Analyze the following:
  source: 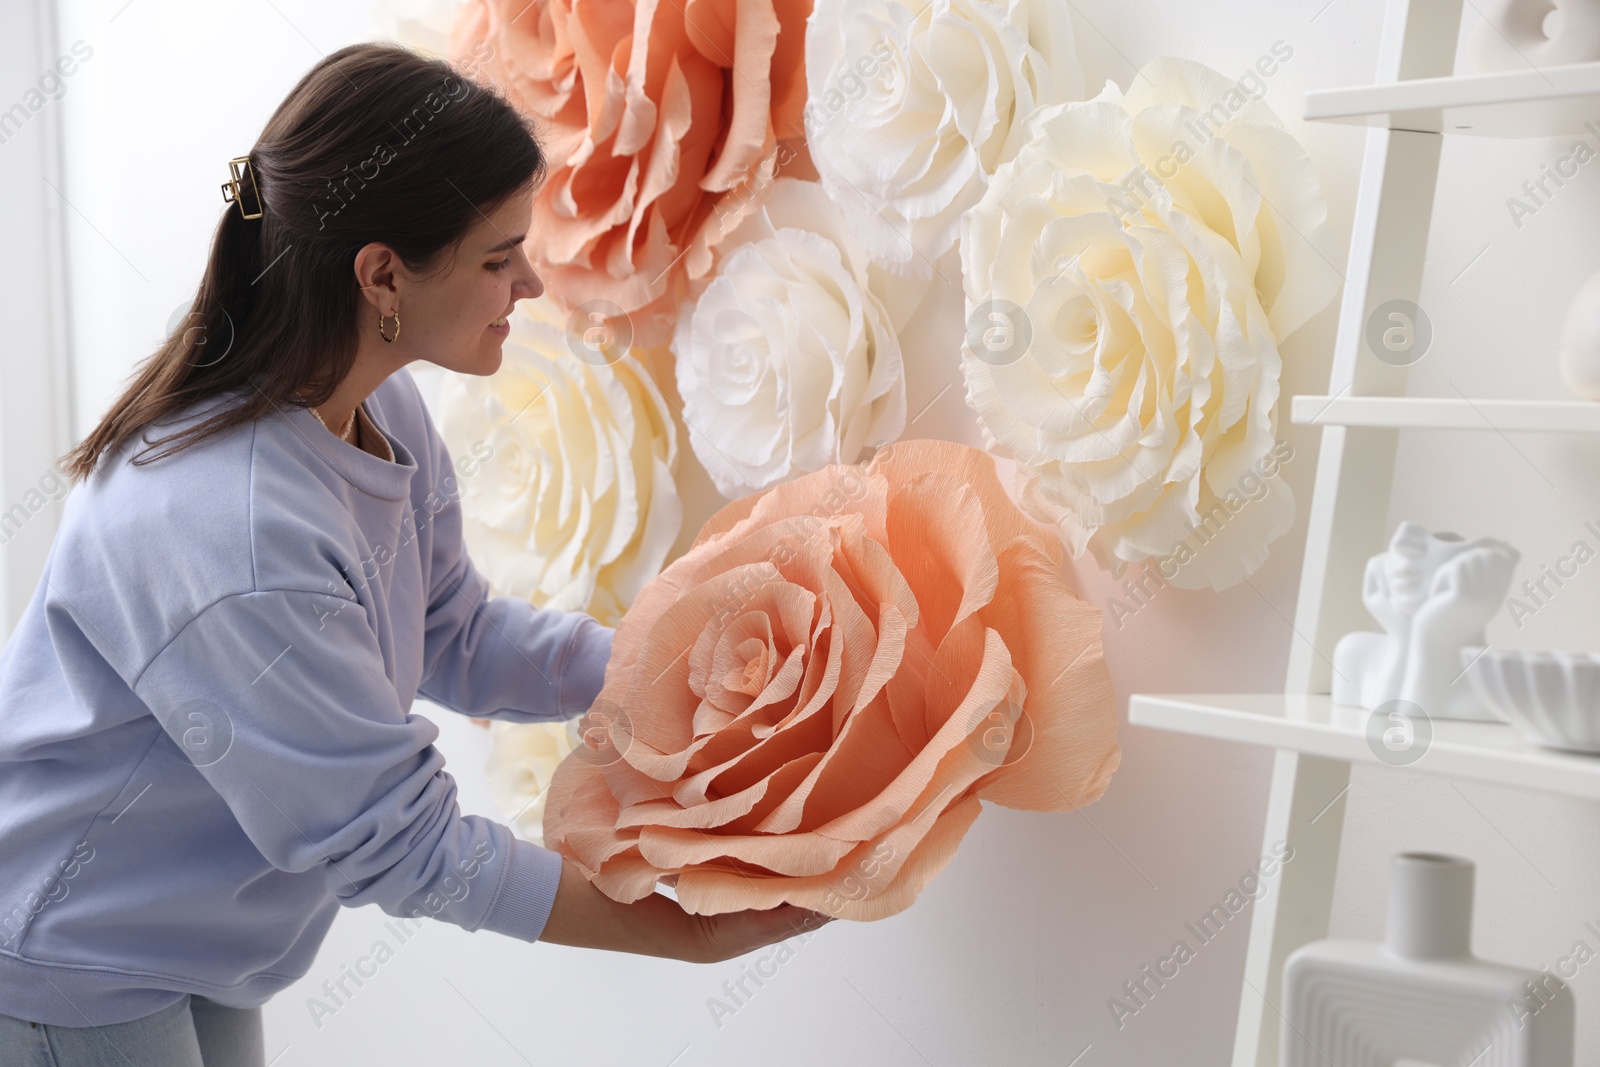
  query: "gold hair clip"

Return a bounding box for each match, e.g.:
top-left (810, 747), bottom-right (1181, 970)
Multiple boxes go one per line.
top-left (220, 155), bottom-right (263, 219)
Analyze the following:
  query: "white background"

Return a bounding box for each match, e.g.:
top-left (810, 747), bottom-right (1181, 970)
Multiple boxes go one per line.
top-left (6, 0), bottom-right (1600, 1063)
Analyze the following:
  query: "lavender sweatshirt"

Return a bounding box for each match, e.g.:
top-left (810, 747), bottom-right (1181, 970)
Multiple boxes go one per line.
top-left (0, 367), bottom-right (613, 1027)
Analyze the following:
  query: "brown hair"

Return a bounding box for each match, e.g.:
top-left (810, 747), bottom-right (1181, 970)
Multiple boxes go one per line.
top-left (61, 40), bottom-right (545, 484)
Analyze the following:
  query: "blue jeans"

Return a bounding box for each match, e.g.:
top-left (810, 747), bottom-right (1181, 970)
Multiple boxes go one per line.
top-left (0, 993), bottom-right (264, 1066)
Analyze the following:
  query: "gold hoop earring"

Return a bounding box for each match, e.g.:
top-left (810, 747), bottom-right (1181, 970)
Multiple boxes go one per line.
top-left (378, 308), bottom-right (400, 344)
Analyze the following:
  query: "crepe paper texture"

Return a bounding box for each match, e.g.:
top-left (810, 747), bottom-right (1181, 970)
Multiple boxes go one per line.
top-left (805, 0), bottom-right (1083, 274)
top-left (436, 299), bottom-right (683, 628)
top-left (959, 57), bottom-right (1338, 591)
top-left (450, 0), bottom-right (814, 348)
top-left (542, 437), bottom-right (1120, 920)
top-left (673, 177), bottom-right (929, 499)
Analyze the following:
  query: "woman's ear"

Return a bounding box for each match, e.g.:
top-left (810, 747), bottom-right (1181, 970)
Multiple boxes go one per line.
top-left (353, 242), bottom-right (399, 312)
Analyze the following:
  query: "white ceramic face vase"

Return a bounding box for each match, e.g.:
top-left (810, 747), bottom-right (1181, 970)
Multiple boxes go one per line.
top-left (1331, 522), bottom-right (1520, 720)
top-left (1466, 0), bottom-right (1600, 72)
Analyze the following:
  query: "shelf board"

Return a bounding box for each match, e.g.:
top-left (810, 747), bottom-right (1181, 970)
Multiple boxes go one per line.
top-left (1303, 61), bottom-right (1600, 137)
top-left (1129, 692), bottom-right (1600, 799)
top-left (1290, 394), bottom-right (1600, 432)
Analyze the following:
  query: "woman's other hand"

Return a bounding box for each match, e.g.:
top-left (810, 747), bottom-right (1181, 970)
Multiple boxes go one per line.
top-left (678, 902), bottom-right (836, 964)
top-left (537, 856), bottom-right (836, 962)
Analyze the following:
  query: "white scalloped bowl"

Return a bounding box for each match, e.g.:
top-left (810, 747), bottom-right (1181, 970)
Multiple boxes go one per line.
top-left (1460, 646), bottom-right (1600, 753)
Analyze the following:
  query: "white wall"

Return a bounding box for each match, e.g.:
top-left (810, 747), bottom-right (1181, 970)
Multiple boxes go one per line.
top-left (30, 0), bottom-right (1600, 1063)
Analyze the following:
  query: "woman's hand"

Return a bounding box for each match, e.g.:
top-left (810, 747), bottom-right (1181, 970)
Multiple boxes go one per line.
top-left (677, 902), bottom-right (836, 964)
top-left (537, 856), bottom-right (836, 962)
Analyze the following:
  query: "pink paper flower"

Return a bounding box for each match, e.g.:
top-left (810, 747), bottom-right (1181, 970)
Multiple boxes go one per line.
top-left (542, 438), bottom-right (1120, 920)
top-left (451, 0), bottom-right (813, 347)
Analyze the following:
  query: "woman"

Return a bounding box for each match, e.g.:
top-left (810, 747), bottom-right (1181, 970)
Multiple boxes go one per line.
top-left (0, 41), bottom-right (829, 1067)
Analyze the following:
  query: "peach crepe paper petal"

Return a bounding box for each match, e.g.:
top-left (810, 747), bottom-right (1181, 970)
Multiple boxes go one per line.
top-left (542, 438), bottom-right (1120, 920)
top-left (451, 0), bottom-right (813, 348)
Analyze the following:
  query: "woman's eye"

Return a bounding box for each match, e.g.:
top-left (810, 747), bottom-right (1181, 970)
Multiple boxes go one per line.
top-left (487, 257), bottom-right (511, 272)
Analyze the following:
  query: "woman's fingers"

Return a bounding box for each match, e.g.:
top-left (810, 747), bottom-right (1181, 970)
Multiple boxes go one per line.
top-left (687, 903), bottom-right (836, 963)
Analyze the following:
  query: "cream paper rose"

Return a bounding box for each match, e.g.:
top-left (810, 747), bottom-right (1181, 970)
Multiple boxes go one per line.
top-left (958, 57), bottom-right (1338, 591)
top-left (673, 177), bottom-right (927, 499)
top-left (438, 298), bottom-right (682, 843)
top-left (436, 299), bottom-right (683, 625)
top-left (369, 0), bottom-right (463, 56)
top-left (804, 0), bottom-right (1081, 275)
top-left (483, 718), bottom-right (581, 847)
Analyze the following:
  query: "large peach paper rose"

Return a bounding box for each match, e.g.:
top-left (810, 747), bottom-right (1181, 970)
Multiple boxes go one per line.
top-left (451, 0), bottom-right (813, 348)
top-left (542, 438), bottom-right (1119, 920)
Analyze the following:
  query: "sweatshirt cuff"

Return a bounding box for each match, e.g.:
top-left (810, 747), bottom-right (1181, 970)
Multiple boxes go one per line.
top-left (558, 617), bottom-right (614, 720)
top-left (476, 837), bottom-right (565, 943)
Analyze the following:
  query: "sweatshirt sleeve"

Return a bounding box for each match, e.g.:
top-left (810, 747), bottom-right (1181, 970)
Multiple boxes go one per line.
top-left (131, 586), bottom-right (567, 943)
top-left (415, 539), bottom-right (614, 724)
top-left (412, 401), bottom-right (613, 724)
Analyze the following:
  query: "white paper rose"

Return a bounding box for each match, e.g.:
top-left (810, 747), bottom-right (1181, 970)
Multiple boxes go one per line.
top-left (958, 58), bottom-right (1338, 591)
top-left (437, 299), bottom-right (682, 626)
top-left (673, 177), bottom-right (926, 499)
top-left (804, 0), bottom-right (1082, 275)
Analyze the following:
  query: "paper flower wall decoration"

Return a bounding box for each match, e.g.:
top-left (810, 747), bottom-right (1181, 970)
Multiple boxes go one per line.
top-left (541, 438), bottom-right (1119, 920)
top-left (958, 57), bottom-right (1338, 591)
top-left (436, 299), bottom-right (683, 627)
top-left (804, 0), bottom-right (1082, 274)
top-left (673, 177), bottom-right (927, 499)
top-left (450, 0), bottom-right (814, 348)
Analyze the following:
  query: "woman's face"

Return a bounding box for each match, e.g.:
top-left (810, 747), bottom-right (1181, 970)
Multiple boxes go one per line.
top-left (395, 181), bottom-right (543, 376)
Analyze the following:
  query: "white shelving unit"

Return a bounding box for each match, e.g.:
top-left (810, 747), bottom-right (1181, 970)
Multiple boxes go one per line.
top-left (1133, 694), bottom-right (1600, 802)
top-left (1124, 2), bottom-right (1600, 1064)
top-left (1304, 58), bottom-right (1600, 136)
top-left (1291, 394), bottom-right (1600, 433)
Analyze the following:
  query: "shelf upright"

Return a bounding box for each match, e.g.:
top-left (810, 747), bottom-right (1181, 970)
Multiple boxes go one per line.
top-left (1132, 2), bottom-right (1460, 1063)
top-left (1229, 4), bottom-right (1460, 1062)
